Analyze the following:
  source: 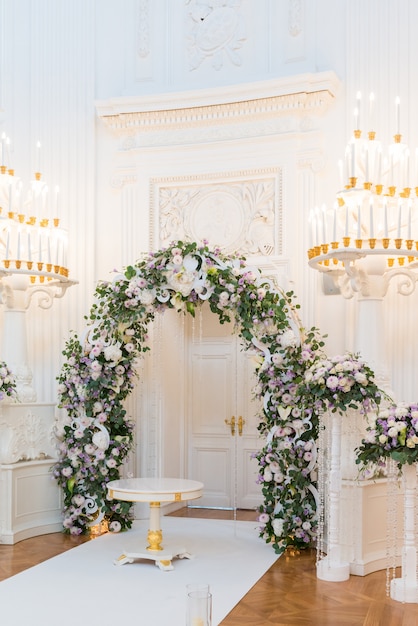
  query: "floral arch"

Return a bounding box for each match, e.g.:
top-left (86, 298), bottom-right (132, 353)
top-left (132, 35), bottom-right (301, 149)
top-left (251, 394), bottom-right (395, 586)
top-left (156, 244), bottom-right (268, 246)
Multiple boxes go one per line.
top-left (53, 240), bottom-right (327, 552)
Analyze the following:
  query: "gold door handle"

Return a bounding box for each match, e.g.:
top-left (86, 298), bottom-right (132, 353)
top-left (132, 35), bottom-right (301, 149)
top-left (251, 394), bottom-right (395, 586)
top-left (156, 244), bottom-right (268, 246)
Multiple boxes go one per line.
top-left (238, 416), bottom-right (245, 436)
top-left (225, 416), bottom-right (236, 436)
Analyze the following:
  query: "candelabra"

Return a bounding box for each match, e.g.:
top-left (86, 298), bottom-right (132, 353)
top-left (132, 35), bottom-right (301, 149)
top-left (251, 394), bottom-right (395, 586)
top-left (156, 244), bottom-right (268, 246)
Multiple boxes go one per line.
top-left (308, 94), bottom-right (418, 383)
top-left (0, 135), bottom-right (75, 452)
top-left (309, 94), bottom-right (418, 594)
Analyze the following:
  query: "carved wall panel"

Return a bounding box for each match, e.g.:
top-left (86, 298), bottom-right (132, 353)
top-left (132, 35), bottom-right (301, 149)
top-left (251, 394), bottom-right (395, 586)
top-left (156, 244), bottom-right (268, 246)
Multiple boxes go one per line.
top-left (150, 168), bottom-right (282, 256)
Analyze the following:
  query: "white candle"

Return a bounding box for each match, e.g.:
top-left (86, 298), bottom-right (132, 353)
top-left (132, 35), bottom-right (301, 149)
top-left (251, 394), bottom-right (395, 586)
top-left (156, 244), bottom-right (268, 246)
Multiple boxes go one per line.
top-left (27, 229), bottom-right (32, 262)
top-left (338, 160), bottom-right (343, 188)
top-left (356, 91), bottom-right (361, 128)
top-left (369, 92), bottom-right (375, 130)
top-left (345, 205), bottom-right (349, 237)
top-left (54, 185), bottom-right (59, 216)
top-left (397, 202), bottom-right (402, 238)
top-left (408, 200), bottom-right (412, 239)
top-left (55, 236), bottom-right (61, 265)
top-left (17, 227), bottom-right (21, 260)
top-left (315, 207), bottom-right (319, 245)
top-left (38, 228), bottom-right (42, 262)
top-left (321, 204), bottom-right (327, 243)
top-left (369, 201), bottom-right (374, 238)
top-left (47, 232), bottom-right (51, 263)
top-left (8, 183), bottom-right (12, 212)
top-left (384, 198), bottom-right (388, 238)
top-left (377, 147), bottom-right (382, 182)
top-left (364, 145), bottom-right (369, 182)
top-left (354, 107), bottom-right (359, 131)
top-left (333, 203), bottom-right (337, 241)
top-left (404, 149), bottom-right (410, 189)
top-left (36, 141), bottom-right (41, 172)
top-left (5, 227), bottom-right (10, 259)
top-left (351, 141), bottom-right (356, 178)
top-left (395, 96), bottom-right (401, 135)
top-left (357, 204), bottom-right (361, 239)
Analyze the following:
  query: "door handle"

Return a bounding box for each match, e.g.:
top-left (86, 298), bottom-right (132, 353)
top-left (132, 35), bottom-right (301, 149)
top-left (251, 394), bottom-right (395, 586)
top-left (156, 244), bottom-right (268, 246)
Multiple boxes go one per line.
top-left (238, 416), bottom-right (245, 436)
top-left (225, 416), bottom-right (236, 436)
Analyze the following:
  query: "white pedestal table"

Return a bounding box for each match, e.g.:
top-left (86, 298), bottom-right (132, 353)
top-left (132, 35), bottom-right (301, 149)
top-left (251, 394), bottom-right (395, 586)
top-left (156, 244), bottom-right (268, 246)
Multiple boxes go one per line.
top-left (107, 477), bottom-right (204, 571)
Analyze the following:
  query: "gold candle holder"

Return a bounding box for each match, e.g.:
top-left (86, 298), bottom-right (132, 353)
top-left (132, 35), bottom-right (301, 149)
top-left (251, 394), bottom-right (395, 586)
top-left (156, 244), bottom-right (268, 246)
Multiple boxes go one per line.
top-left (332, 258), bottom-right (338, 265)
top-left (388, 258), bottom-right (395, 267)
top-left (398, 257), bottom-right (405, 266)
top-left (17, 214), bottom-right (25, 223)
top-left (394, 133), bottom-right (401, 143)
top-left (8, 211), bottom-right (14, 219)
top-left (314, 246), bottom-right (321, 256)
top-left (382, 238), bottom-right (390, 249)
top-left (54, 264), bottom-right (60, 274)
top-left (37, 262), bottom-right (43, 271)
top-left (406, 239), bottom-right (413, 250)
top-left (15, 260), bottom-right (21, 269)
top-left (7, 168), bottom-right (14, 176)
top-left (349, 177), bottom-right (357, 188)
top-left (3, 260), bottom-right (10, 268)
top-left (369, 238), bottom-right (376, 249)
top-left (401, 187), bottom-right (411, 198)
top-left (321, 244), bottom-right (329, 254)
top-left (53, 218), bottom-right (60, 227)
top-left (408, 256), bottom-right (415, 263)
top-left (26, 261), bottom-right (33, 270)
top-left (394, 238), bottom-right (402, 249)
top-left (388, 186), bottom-right (396, 197)
top-left (39, 275), bottom-right (45, 283)
top-left (30, 276), bottom-right (36, 284)
top-left (354, 129), bottom-right (361, 139)
top-left (324, 259), bottom-right (329, 266)
top-left (343, 237), bottom-right (350, 247)
top-left (368, 131), bottom-right (376, 140)
top-left (355, 239), bottom-right (362, 249)
top-left (35, 172), bottom-right (41, 181)
top-left (0, 165), bottom-right (6, 174)
top-left (28, 216), bottom-right (36, 225)
top-left (331, 241), bottom-right (339, 249)
top-left (363, 182), bottom-right (372, 190)
top-left (46, 263), bottom-right (52, 272)
top-left (375, 184), bottom-right (383, 195)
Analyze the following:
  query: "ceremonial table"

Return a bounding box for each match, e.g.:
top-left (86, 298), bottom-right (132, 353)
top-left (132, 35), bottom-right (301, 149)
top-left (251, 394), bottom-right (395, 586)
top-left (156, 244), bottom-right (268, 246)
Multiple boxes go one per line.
top-left (107, 477), bottom-right (204, 571)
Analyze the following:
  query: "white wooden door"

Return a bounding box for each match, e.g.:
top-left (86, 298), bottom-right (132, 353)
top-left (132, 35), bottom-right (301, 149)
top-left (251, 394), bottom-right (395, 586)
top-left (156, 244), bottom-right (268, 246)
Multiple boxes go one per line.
top-left (186, 306), bottom-right (262, 509)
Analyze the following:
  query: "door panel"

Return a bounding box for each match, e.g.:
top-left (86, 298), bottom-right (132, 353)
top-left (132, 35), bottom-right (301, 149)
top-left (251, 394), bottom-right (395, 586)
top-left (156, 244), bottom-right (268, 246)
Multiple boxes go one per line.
top-left (187, 307), bottom-right (262, 509)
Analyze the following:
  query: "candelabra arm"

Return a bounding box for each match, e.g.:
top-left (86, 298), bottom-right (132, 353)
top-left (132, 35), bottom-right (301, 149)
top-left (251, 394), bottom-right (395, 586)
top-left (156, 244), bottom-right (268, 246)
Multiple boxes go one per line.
top-left (26, 280), bottom-right (76, 310)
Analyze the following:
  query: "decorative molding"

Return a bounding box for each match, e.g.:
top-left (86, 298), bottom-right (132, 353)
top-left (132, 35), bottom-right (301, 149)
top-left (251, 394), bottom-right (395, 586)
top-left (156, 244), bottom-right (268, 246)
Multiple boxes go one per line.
top-left (149, 168), bottom-right (282, 256)
top-left (136, 0), bottom-right (150, 59)
top-left (96, 72), bottom-right (341, 146)
top-left (110, 167), bottom-right (138, 189)
top-left (185, 0), bottom-right (246, 71)
top-left (0, 403), bottom-right (56, 464)
top-left (289, 0), bottom-right (303, 37)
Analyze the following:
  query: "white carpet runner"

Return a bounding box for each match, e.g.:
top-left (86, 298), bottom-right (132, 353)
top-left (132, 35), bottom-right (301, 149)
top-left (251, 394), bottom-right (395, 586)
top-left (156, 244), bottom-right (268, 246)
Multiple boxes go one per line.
top-left (0, 517), bottom-right (279, 626)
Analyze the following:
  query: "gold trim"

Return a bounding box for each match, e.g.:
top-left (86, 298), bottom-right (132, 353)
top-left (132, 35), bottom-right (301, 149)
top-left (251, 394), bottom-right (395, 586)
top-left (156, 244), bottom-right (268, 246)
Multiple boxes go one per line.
top-left (175, 493), bottom-right (181, 501)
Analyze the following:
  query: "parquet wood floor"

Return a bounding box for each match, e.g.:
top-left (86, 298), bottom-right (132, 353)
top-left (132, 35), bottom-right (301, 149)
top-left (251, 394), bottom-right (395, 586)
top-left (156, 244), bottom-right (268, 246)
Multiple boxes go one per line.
top-left (1, 508), bottom-right (418, 625)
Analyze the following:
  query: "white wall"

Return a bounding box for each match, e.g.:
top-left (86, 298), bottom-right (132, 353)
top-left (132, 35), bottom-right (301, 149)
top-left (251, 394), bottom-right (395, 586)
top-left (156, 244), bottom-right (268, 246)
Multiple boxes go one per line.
top-left (1, 0), bottom-right (418, 415)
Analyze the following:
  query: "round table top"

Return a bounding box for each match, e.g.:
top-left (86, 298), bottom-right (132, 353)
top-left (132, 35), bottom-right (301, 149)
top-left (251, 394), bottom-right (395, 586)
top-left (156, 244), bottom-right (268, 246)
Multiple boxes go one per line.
top-left (107, 477), bottom-right (204, 503)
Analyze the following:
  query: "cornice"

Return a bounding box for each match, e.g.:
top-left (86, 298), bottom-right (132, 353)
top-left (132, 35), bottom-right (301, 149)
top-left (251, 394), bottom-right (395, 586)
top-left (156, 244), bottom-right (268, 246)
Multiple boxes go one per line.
top-left (95, 71), bottom-right (341, 142)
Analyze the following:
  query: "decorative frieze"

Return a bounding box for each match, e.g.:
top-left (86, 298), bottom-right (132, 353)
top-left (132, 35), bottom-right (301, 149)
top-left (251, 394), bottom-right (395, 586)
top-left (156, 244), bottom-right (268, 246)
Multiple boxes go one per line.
top-left (149, 168), bottom-right (282, 255)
